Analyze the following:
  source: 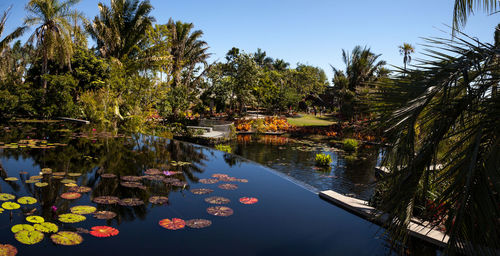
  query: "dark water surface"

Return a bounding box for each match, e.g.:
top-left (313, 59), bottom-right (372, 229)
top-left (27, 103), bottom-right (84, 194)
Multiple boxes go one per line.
top-left (0, 123), bottom-right (394, 255)
top-left (230, 135), bottom-right (380, 200)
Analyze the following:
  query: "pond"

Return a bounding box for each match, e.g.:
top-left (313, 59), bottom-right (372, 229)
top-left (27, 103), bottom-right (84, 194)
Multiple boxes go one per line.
top-left (0, 123), bottom-right (420, 255)
top-left (229, 135), bottom-right (380, 200)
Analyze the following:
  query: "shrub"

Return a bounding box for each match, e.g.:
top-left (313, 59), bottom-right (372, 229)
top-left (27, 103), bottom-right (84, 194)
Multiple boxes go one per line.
top-left (343, 138), bottom-right (359, 152)
top-left (215, 144), bottom-right (232, 153)
top-left (315, 153), bottom-right (332, 166)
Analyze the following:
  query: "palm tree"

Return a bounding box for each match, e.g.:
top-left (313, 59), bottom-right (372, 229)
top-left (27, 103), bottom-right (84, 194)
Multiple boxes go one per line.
top-left (166, 18), bottom-right (210, 88)
top-left (453, 0), bottom-right (498, 32)
top-left (86, 0), bottom-right (155, 60)
top-left (0, 7), bottom-right (27, 55)
top-left (398, 43), bottom-right (414, 70)
top-left (24, 0), bottom-right (79, 95)
top-left (372, 29), bottom-right (500, 255)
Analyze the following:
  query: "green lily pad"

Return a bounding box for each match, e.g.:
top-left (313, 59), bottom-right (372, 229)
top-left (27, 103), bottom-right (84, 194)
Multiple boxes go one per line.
top-left (34, 222), bottom-right (58, 233)
top-left (70, 206), bottom-right (96, 215)
top-left (50, 231), bottom-right (83, 246)
top-left (58, 213), bottom-right (86, 223)
top-left (17, 197), bottom-right (37, 205)
top-left (14, 230), bottom-right (44, 245)
top-left (0, 193), bottom-right (15, 201)
top-left (2, 202), bottom-right (20, 210)
top-left (34, 182), bottom-right (48, 187)
top-left (26, 216), bottom-right (44, 224)
top-left (11, 224), bottom-right (34, 233)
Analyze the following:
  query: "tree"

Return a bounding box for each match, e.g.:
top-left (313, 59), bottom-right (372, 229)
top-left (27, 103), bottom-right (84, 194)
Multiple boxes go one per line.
top-left (372, 30), bottom-right (500, 255)
top-left (452, 0), bottom-right (498, 32)
top-left (24, 0), bottom-right (79, 99)
top-left (398, 43), bottom-right (414, 70)
top-left (86, 0), bottom-right (155, 60)
top-left (0, 7), bottom-right (27, 54)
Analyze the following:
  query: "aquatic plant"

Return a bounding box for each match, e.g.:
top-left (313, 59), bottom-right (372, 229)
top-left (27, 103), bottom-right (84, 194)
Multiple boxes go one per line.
top-left (314, 153), bottom-right (332, 166)
top-left (214, 144), bottom-right (232, 153)
top-left (342, 138), bottom-right (359, 152)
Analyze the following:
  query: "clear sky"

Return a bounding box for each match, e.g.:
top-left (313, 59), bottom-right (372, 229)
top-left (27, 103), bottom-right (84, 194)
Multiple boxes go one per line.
top-left (1, 0), bottom-right (498, 81)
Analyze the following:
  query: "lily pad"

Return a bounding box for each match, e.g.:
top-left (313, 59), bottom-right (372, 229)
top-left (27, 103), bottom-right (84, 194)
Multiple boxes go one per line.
top-left (199, 178), bottom-right (218, 184)
top-left (52, 176), bottom-right (64, 179)
top-left (92, 196), bottom-right (119, 205)
top-left (0, 244), bottom-right (17, 256)
top-left (30, 176), bottom-right (43, 180)
top-left (34, 222), bottom-right (58, 233)
top-left (145, 168), bottom-right (161, 175)
top-left (60, 192), bottom-right (81, 200)
top-left (5, 177), bottom-right (18, 181)
top-left (204, 196), bottom-right (230, 205)
top-left (143, 175), bottom-right (164, 181)
top-left (89, 226), bottom-right (119, 238)
top-left (93, 211), bottom-right (117, 220)
top-left (17, 197), bottom-right (37, 205)
top-left (58, 213), bottom-right (86, 223)
top-left (207, 206), bottom-right (234, 217)
top-left (163, 171), bottom-right (181, 176)
top-left (52, 172), bottom-right (65, 176)
top-left (120, 181), bottom-right (144, 188)
top-left (41, 168), bottom-right (52, 174)
top-left (148, 196), bottom-right (169, 205)
top-left (34, 182), bottom-right (48, 187)
top-left (239, 197), bottom-right (258, 204)
top-left (70, 205), bottom-right (96, 215)
top-left (218, 183), bottom-right (238, 190)
top-left (50, 231), bottom-right (83, 246)
top-left (2, 202), bottom-right (20, 210)
top-left (237, 178), bottom-right (249, 183)
top-left (11, 224), bottom-right (34, 233)
top-left (67, 173), bottom-right (81, 177)
top-left (60, 179), bottom-right (76, 184)
top-left (163, 178), bottom-right (180, 184)
top-left (100, 173), bottom-right (116, 178)
top-left (64, 183), bottom-right (78, 187)
top-left (172, 181), bottom-right (188, 187)
top-left (26, 216), bottom-right (44, 223)
top-left (24, 180), bottom-right (38, 184)
top-left (212, 174), bottom-right (229, 178)
top-left (118, 198), bottom-right (144, 206)
top-left (68, 186), bottom-right (91, 193)
top-left (0, 193), bottom-right (15, 201)
top-left (190, 188), bottom-right (213, 195)
top-left (159, 218), bottom-right (185, 230)
top-left (185, 219), bottom-right (212, 229)
top-left (14, 230), bottom-right (44, 245)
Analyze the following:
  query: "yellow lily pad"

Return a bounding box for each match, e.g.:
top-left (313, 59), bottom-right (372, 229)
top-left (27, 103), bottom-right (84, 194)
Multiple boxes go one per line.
top-left (41, 168), bottom-right (52, 174)
top-left (17, 197), bottom-right (37, 205)
top-left (2, 202), bottom-right (20, 210)
top-left (26, 216), bottom-right (44, 224)
top-left (64, 183), bottom-right (78, 187)
top-left (14, 230), bottom-right (44, 245)
top-left (60, 179), bottom-right (76, 184)
top-left (58, 213), bottom-right (86, 223)
top-left (50, 231), bottom-right (83, 246)
top-left (70, 206), bottom-right (96, 215)
top-left (29, 176), bottom-right (43, 180)
top-left (25, 180), bottom-right (38, 184)
top-left (34, 182), bottom-right (48, 187)
top-left (5, 177), bottom-right (18, 181)
top-left (0, 193), bottom-right (15, 201)
top-left (34, 222), bottom-right (58, 233)
top-left (11, 224), bottom-right (34, 233)
top-left (67, 173), bottom-right (81, 177)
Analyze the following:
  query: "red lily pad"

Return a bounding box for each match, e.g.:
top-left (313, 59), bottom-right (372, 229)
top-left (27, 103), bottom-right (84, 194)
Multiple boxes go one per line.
top-left (120, 181), bottom-right (144, 188)
top-left (204, 196), bottom-right (230, 204)
top-left (172, 181), bottom-right (188, 187)
top-left (185, 219), bottom-right (212, 229)
top-left (68, 186), bottom-right (92, 193)
top-left (89, 226), bottom-right (119, 238)
top-left (92, 196), bottom-right (119, 205)
top-left (199, 178), bottom-right (218, 184)
top-left (144, 169), bottom-right (161, 175)
top-left (60, 192), bottom-right (81, 200)
top-left (0, 244), bottom-right (17, 256)
top-left (118, 198), bottom-right (144, 206)
top-left (50, 231), bottom-right (83, 246)
top-left (163, 171), bottom-right (181, 176)
top-left (93, 211), bottom-right (117, 220)
top-left (159, 218), bottom-right (185, 230)
top-left (239, 197), bottom-right (258, 204)
top-left (163, 178), bottom-right (180, 184)
top-left (120, 176), bottom-right (142, 182)
top-left (52, 172), bottom-right (66, 176)
top-left (237, 179), bottom-right (249, 183)
top-left (218, 176), bottom-right (238, 182)
top-left (207, 206), bottom-right (234, 217)
top-left (190, 188), bottom-right (213, 195)
top-left (148, 196), bottom-right (169, 205)
top-left (101, 173), bottom-right (116, 178)
top-left (212, 174), bottom-right (228, 178)
top-left (142, 175), bottom-right (164, 181)
top-left (218, 183), bottom-right (238, 190)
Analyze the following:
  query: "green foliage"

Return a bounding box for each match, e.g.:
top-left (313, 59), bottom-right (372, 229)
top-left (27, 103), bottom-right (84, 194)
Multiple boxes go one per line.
top-left (342, 138), bottom-right (359, 152)
top-left (215, 144), bottom-right (232, 153)
top-left (314, 153), bottom-right (332, 166)
top-left (41, 73), bottom-right (79, 117)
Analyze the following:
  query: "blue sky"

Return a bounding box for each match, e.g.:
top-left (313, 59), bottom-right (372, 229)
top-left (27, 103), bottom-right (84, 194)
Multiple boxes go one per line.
top-left (1, 0), bottom-right (498, 81)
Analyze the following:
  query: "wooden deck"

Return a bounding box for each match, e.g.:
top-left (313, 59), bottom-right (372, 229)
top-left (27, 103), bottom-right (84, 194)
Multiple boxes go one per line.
top-left (319, 190), bottom-right (449, 248)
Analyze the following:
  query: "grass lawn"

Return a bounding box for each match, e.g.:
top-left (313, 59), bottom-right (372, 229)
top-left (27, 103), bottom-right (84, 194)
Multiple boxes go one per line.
top-left (287, 114), bottom-right (337, 127)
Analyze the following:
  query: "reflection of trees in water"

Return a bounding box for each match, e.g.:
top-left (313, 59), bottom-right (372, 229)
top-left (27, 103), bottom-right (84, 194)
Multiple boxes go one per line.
top-left (0, 124), bottom-right (211, 224)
